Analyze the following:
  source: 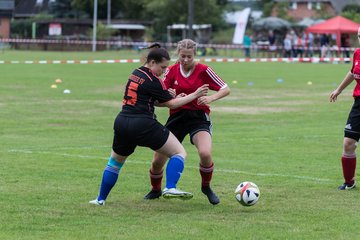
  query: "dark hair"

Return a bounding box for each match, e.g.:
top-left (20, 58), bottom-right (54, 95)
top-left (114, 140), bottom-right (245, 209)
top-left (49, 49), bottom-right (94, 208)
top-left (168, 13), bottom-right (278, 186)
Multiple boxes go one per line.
top-left (147, 42), bottom-right (161, 49)
top-left (146, 48), bottom-right (170, 63)
top-left (142, 43), bottom-right (170, 63)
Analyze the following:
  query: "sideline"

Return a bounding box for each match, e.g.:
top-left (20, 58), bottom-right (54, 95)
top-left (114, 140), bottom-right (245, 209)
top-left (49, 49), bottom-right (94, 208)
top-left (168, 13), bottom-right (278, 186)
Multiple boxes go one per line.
top-left (0, 57), bottom-right (351, 64)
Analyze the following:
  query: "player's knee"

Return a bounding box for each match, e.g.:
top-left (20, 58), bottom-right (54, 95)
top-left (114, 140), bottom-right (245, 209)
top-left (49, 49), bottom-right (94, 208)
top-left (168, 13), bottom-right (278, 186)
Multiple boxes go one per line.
top-left (178, 151), bottom-right (187, 159)
top-left (172, 148), bottom-right (187, 159)
top-left (343, 139), bottom-right (357, 153)
top-left (198, 149), bottom-right (211, 161)
top-left (108, 156), bottom-right (124, 169)
top-left (175, 145), bottom-right (187, 159)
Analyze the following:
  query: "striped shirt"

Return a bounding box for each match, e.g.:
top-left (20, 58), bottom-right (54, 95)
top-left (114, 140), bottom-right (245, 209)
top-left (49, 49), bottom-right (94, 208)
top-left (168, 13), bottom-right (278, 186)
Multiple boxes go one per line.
top-left (164, 62), bottom-right (227, 115)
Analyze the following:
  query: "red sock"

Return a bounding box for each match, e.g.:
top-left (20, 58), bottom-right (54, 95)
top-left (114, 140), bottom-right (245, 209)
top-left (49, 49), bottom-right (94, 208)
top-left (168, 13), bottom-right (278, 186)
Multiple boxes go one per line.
top-left (199, 162), bottom-right (214, 187)
top-left (341, 154), bottom-right (356, 184)
top-left (149, 169), bottom-right (163, 191)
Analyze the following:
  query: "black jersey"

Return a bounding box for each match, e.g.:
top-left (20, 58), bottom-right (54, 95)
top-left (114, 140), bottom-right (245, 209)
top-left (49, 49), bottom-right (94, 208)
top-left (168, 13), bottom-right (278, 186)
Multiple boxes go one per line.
top-left (120, 66), bottom-right (173, 119)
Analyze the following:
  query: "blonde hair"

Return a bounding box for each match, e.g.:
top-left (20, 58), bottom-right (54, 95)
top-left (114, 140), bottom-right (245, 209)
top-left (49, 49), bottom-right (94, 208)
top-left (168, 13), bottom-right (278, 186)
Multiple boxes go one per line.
top-left (176, 39), bottom-right (197, 54)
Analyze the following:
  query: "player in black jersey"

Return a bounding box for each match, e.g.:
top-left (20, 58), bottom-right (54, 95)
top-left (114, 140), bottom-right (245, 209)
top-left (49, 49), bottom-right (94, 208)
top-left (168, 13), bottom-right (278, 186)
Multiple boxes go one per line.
top-left (89, 44), bottom-right (209, 205)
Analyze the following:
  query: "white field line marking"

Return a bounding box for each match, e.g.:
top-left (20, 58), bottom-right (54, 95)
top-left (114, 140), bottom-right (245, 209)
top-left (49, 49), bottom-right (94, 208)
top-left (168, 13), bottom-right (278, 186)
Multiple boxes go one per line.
top-left (6, 148), bottom-right (334, 182)
top-left (6, 146), bottom-right (110, 151)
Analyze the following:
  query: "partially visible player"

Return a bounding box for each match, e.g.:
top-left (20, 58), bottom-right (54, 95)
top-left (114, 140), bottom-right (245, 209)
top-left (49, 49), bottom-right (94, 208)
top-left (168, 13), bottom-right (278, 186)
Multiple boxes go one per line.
top-left (89, 44), bottom-right (209, 205)
top-left (144, 39), bottom-right (230, 204)
top-left (329, 26), bottom-right (360, 190)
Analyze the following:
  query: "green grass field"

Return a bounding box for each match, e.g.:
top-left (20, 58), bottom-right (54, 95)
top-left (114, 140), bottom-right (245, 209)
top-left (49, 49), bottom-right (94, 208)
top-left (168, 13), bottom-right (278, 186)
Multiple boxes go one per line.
top-left (1, 50), bottom-right (360, 239)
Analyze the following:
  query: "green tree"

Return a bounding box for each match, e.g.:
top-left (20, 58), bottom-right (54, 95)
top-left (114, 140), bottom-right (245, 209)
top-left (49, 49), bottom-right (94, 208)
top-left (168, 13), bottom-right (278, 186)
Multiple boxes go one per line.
top-left (315, 3), bottom-right (332, 19)
top-left (256, 0), bottom-right (274, 17)
top-left (49, 0), bottom-right (88, 18)
top-left (341, 4), bottom-right (360, 23)
top-left (142, 0), bottom-right (226, 41)
top-left (87, 22), bottom-right (116, 40)
top-left (10, 19), bottom-right (32, 38)
top-left (70, 0), bottom-right (146, 19)
top-left (48, 0), bottom-right (227, 41)
top-left (276, 2), bottom-right (294, 22)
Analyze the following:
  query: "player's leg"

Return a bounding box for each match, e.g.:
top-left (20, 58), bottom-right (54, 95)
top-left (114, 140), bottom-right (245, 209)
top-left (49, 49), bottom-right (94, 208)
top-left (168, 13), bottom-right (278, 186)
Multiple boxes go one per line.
top-left (145, 112), bottom-right (188, 199)
top-left (144, 152), bottom-right (167, 199)
top-left (339, 137), bottom-right (357, 190)
top-left (90, 115), bottom-right (134, 205)
top-left (157, 132), bottom-right (186, 187)
top-left (89, 150), bottom-right (127, 205)
top-left (188, 111), bottom-right (219, 205)
top-left (155, 132), bottom-right (193, 199)
top-left (339, 99), bottom-right (360, 190)
top-left (192, 131), bottom-right (220, 205)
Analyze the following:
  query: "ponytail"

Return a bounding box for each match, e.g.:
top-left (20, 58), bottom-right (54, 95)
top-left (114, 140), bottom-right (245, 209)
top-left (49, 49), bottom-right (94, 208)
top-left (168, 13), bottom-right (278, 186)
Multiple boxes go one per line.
top-left (139, 42), bottom-right (161, 50)
top-left (140, 42), bottom-right (170, 64)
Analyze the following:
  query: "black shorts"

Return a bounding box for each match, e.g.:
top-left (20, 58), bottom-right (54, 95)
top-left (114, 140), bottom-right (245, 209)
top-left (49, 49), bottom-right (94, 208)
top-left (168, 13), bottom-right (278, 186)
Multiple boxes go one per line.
top-left (112, 114), bottom-right (170, 156)
top-left (344, 97), bottom-right (360, 141)
top-left (165, 110), bottom-right (212, 144)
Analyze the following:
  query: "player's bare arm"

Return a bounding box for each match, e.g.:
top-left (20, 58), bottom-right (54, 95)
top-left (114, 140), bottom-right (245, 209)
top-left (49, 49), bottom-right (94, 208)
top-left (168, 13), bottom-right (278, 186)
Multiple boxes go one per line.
top-left (330, 71), bottom-right (354, 102)
top-left (159, 84), bottom-right (209, 109)
top-left (197, 86), bottom-right (230, 106)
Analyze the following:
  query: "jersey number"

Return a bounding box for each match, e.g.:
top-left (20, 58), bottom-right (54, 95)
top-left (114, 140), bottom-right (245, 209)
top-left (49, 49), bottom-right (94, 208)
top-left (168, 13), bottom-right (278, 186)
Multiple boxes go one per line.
top-left (123, 81), bottom-right (139, 106)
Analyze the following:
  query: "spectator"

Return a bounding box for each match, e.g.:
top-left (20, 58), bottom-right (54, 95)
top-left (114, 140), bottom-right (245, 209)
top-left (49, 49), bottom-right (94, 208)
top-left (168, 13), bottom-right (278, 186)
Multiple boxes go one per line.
top-left (306, 32), bottom-right (314, 57)
top-left (268, 30), bottom-right (276, 57)
top-left (296, 32), bottom-right (306, 58)
top-left (320, 34), bottom-right (330, 58)
top-left (283, 33), bottom-right (292, 58)
top-left (243, 32), bottom-right (252, 58)
top-left (341, 33), bottom-right (351, 59)
top-left (289, 30), bottom-right (297, 57)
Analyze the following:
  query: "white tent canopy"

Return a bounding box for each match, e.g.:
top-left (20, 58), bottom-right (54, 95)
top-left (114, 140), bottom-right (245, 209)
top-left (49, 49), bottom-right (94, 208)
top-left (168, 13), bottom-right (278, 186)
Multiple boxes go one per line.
top-left (107, 24), bottom-right (146, 30)
top-left (293, 18), bottom-right (325, 27)
top-left (166, 24), bottom-right (212, 43)
top-left (166, 24), bottom-right (211, 30)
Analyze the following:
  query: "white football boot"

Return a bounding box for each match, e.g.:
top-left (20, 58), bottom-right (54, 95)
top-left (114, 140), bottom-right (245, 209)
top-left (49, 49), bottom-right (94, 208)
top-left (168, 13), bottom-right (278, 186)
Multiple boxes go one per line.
top-left (89, 199), bottom-right (105, 206)
top-left (162, 188), bottom-right (193, 200)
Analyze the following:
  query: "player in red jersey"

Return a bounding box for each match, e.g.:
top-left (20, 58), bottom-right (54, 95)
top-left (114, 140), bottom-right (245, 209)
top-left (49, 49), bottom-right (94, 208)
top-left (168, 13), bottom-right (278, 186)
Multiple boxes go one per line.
top-left (89, 44), bottom-right (209, 205)
top-left (144, 39), bottom-right (230, 204)
top-left (330, 27), bottom-right (360, 190)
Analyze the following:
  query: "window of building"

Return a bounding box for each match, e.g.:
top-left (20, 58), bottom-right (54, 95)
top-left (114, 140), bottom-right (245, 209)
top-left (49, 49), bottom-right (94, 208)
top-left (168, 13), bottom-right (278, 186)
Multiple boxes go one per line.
top-left (289, 2), bottom-right (297, 10)
top-left (36, 0), bottom-right (43, 6)
top-left (316, 2), bottom-right (321, 10)
top-left (308, 2), bottom-right (320, 10)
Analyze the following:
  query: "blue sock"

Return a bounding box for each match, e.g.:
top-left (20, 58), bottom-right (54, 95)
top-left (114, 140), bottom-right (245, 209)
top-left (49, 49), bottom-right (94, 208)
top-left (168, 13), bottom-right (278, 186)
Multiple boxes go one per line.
top-left (165, 155), bottom-right (185, 189)
top-left (97, 157), bottom-right (124, 201)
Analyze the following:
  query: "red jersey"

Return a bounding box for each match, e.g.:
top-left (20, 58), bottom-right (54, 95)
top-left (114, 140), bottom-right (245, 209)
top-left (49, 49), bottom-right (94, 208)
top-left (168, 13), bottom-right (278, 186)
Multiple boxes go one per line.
top-left (163, 63), bottom-right (227, 115)
top-left (351, 48), bottom-right (360, 97)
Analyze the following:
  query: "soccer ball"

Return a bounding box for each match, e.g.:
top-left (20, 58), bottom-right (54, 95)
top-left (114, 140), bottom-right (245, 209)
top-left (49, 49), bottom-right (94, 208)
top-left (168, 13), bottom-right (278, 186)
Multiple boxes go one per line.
top-left (235, 181), bottom-right (260, 206)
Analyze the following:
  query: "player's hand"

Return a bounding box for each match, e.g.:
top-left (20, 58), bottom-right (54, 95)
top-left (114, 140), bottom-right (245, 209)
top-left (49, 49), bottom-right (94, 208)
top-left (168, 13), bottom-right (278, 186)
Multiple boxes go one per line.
top-left (194, 84), bottom-right (209, 97)
top-left (168, 88), bottom-right (176, 97)
top-left (330, 89), bottom-right (341, 102)
top-left (197, 96), bottom-right (212, 106)
top-left (176, 93), bottom-right (187, 98)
